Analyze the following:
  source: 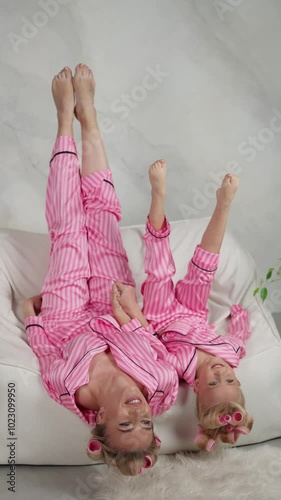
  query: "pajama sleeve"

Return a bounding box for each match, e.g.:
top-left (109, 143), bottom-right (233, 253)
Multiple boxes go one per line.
top-left (121, 318), bottom-right (155, 336)
top-left (226, 305), bottom-right (251, 342)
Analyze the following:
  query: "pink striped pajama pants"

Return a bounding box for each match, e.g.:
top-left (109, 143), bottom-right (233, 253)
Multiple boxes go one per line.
top-left (39, 136), bottom-right (135, 340)
top-left (141, 217), bottom-right (220, 332)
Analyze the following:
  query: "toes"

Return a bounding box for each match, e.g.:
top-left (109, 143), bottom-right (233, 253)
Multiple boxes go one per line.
top-left (54, 67), bottom-right (72, 80)
top-left (74, 63), bottom-right (84, 75)
top-left (74, 63), bottom-right (93, 78)
top-left (64, 66), bottom-right (72, 77)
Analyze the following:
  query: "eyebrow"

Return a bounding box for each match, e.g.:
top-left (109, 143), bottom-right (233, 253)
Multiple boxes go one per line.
top-left (209, 380), bottom-right (235, 387)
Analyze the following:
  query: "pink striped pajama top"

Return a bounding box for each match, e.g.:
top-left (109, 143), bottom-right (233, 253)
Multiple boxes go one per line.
top-left (141, 218), bottom-right (251, 386)
top-left (25, 136), bottom-right (179, 425)
top-left (25, 314), bottom-right (178, 424)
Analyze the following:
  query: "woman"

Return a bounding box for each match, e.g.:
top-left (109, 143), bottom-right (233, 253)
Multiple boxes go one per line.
top-left (22, 64), bottom-right (178, 475)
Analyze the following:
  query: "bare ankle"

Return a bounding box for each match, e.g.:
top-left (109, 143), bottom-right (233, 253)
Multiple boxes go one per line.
top-left (57, 122), bottom-right (74, 137)
top-left (77, 107), bottom-right (97, 128)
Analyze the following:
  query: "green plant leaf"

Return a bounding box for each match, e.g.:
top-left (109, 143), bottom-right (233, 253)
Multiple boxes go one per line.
top-left (253, 288), bottom-right (259, 296)
top-left (266, 268), bottom-right (274, 280)
top-left (276, 265), bottom-right (281, 276)
top-left (260, 287), bottom-right (268, 302)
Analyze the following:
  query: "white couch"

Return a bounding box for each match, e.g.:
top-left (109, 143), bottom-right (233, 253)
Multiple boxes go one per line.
top-left (0, 218), bottom-right (281, 466)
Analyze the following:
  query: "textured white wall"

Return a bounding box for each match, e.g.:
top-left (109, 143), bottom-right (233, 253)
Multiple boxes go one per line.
top-left (0, 0), bottom-right (280, 310)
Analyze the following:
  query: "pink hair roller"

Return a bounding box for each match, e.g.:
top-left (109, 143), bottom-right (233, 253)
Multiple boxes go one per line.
top-left (225, 424), bottom-right (234, 432)
top-left (205, 439), bottom-right (216, 452)
top-left (137, 455), bottom-right (153, 474)
top-left (143, 456), bottom-right (153, 468)
top-left (194, 431), bottom-right (205, 445)
top-left (232, 411), bottom-right (243, 423)
top-left (236, 426), bottom-right (249, 435)
top-left (218, 414), bottom-right (232, 425)
top-left (154, 435), bottom-right (162, 447)
top-left (88, 440), bottom-right (102, 454)
top-left (194, 428), bottom-right (216, 452)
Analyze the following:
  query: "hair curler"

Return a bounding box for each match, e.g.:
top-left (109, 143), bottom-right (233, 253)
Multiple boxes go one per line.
top-left (154, 435), bottom-right (162, 447)
top-left (88, 440), bottom-right (102, 454)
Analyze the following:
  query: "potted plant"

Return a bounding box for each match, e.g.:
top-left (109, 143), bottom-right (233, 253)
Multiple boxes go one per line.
top-left (254, 261), bottom-right (281, 302)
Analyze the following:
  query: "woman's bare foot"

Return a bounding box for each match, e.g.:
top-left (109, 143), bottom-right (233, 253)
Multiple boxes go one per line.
top-left (73, 63), bottom-right (96, 127)
top-left (148, 159), bottom-right (167, 231)
top-left (216, 173), bottom-right (239, 208)
top-left (52, 67), bottom-right (74, 129)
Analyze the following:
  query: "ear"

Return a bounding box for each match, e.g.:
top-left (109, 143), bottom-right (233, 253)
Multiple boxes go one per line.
top-left (193, 379), bottom-right (199, 393)
top-left (237, 380), bottom-right (241, 386)
top-left (96, 407), bottom-right (105, 424)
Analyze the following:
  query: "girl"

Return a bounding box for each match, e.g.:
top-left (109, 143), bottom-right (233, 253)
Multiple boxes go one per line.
top-left (22, 64), bottom-right (179, 475)
top-left (139, 159), bottom-right (254, 451)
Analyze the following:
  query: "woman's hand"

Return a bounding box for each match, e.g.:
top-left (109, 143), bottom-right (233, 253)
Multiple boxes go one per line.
top-left (111, 283), bottom-right (132, 326)
top-left (113, 281), bottom-right (138, 317)
top-left (112, 281), bottom-right (149, 328)
top-left (22, 295), bottom-right (42, 319)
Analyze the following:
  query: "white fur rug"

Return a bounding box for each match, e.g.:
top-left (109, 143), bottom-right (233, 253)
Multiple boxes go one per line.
top-left (90, 443), bottom-right (281, 500)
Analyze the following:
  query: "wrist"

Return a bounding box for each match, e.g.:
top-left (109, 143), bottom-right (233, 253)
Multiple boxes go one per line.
top-left (115, 310), bottom-right (131, 326)
top-left (125, 304), bottom-right (140, 318)
top-left (24, 309), bottom-right (35, 319)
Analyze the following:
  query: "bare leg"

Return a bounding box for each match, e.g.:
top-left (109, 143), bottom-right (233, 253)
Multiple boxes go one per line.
top-left (41, 66), bottom-right (90, 333)
top-left (200, 174), bottom-right (239, 253)
top-left (148, 159), bottom-right (167, 230)
top-left (73, 63), bottom-right (109, 176)
top-left (51, 66), bottom-right (74, 138)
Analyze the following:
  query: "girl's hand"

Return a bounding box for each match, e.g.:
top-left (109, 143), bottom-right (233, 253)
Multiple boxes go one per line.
top-left (22, 295), bottom-right (42, 319)
top-left (111, 283), bottom-right (132, 326)
top-left (112, 281), bottom-right (149, 328)
top-left (113, 281), bottom-right (138, 316)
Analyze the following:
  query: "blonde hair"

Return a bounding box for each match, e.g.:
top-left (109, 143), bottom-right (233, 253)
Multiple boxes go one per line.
top-left (87, 424), bottom-right (160, 476)
top-left (195, 395), bottom-right (254, 450)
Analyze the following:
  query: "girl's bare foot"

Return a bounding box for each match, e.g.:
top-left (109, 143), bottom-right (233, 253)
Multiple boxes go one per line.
top-left (52, 66), bottom-right (74, 127)
top-left (149, 159), bottom-right (167, 198)
top-left (148, 159), bottom-right (167, 231)
top-left (216, 173), bottom-right (239, 208)
top-left (73, 63), bottom-right (96, 127)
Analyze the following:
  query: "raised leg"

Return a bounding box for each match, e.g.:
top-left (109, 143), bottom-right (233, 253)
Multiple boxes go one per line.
top-left (40, 67), bottom-right (90, 320)
top-left (141, 161), bottom-right (186, 331)
top-left (73, 63), bottom-right (110, 176)
top-left (175, 174), bottom-right (239, 316)
top-left (73, 64), bottom-right (135, 314)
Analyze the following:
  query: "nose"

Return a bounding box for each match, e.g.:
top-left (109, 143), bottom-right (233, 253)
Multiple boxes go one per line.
top-left (128, 406), bottom-right (144, 416)
top-left (126, 407), bottom-right (148, 424)
top-left (213, 366), bottom-right (226, 374)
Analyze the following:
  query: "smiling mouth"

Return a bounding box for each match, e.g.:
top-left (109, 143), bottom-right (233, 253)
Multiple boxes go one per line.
top-left (125, 398), bottom-right (142, 405)
top-left (211, 364), bottom-right (224, 369)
